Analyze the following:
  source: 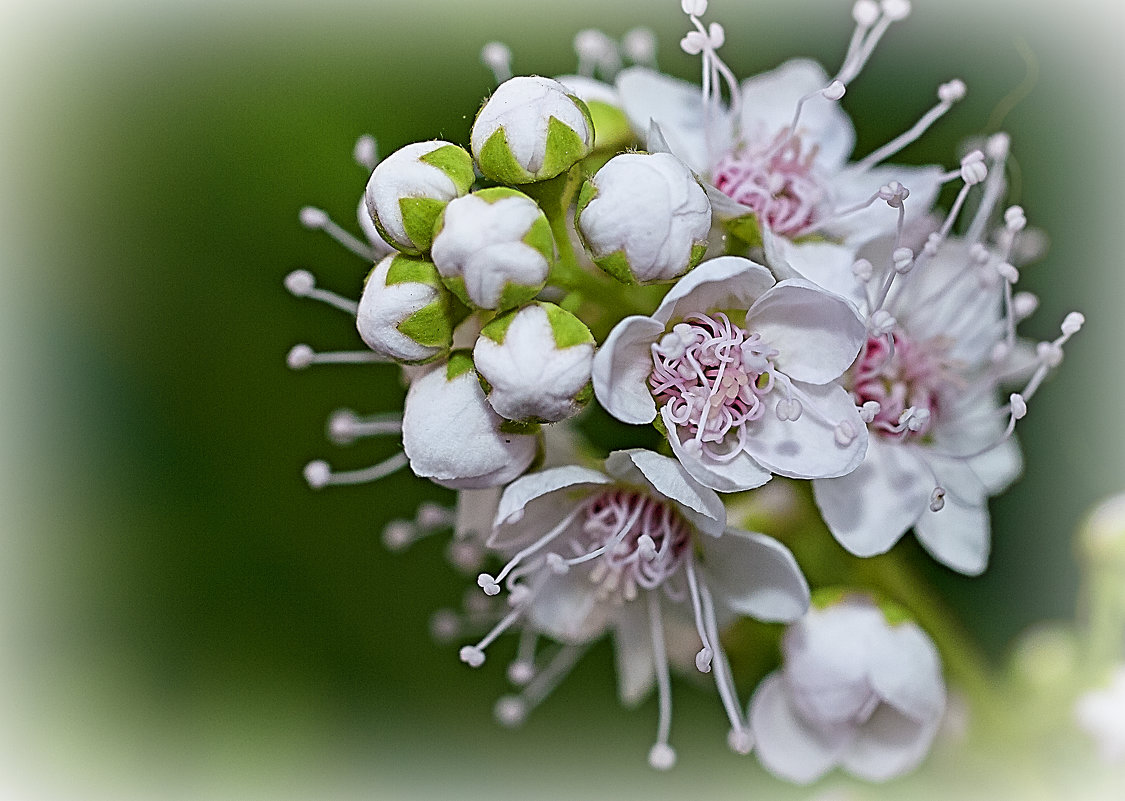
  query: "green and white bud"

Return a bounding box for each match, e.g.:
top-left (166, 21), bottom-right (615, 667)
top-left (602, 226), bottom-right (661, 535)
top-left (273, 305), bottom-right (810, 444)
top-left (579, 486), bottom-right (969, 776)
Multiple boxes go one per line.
top-left (576, 152), bottom-right (711, 284)
top-left (356, 253), bottom-right (464, 364)
top-left (471, 76), bottom-right (594, 185)
top-left (430, 187), bottom-right (554, 311)
top-left (364, 140), bottom-right (475, 255)
top-left (473, 302), bottom-right (595, 423)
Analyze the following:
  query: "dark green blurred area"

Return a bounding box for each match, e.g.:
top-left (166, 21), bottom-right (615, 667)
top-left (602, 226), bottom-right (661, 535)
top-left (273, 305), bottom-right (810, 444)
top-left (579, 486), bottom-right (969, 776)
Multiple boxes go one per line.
top-left (5, 1), bottom-right (1120, 797)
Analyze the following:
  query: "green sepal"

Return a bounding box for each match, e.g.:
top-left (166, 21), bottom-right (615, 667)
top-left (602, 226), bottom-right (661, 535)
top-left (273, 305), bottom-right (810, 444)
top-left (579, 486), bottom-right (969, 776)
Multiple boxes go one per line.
top-left (495, 281), bottom-right (540, 313)
top-left (542, 302), bottom-right (594, 349)
top-left (575, 178), bottom-right (598, 219)
top-left (397, 300), bottom-right (455, 349)
top-left (585, 100), bottom-right (632, 153)
top-left (384, 254), bottom-right (443, 289)
top-left (688, 241), bottom-right (709, 269)
top-left (478, 306), bottom-right (520, 344)
top-left (522, 214), bottom-right (556, 265)
top-left (419, 144), bottom-right (475, 194)
top-left (445, 349), bottom-right (475, 381)
top-left (474, 186), bottom-right (530, 204)
top-left (810, 587), bottom-right (912, 627)
top-left (399, 196), bottom-right (447, 252)
top-left (593, 249), bottom-right (637, 286)
top-left (724, 214), bottom-right (763, 250)
top-left (477, 127), bottom-right (533, 185)
top-left (651, 409), bottom-right (668, 437)
top-left (440, 274), bottom-right (473, 309)
top-left (573, 382), bottom-right (593, 409)
top-left (370, 211), bottom-right (415, 255)
top-left (499, 419), bottom-right (543, 435)
top-left (537, 106), bottom-right (594, 182)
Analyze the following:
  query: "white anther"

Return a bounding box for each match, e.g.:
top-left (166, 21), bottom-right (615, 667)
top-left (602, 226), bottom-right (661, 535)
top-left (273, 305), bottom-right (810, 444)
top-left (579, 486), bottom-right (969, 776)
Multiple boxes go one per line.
top-left (507, 660), bottom-right (535, 686)
top-left (859, 400), bottom-right (881, 423)
top-left (623, 27), bottom-right (657, 65)
top-left (727, 728), bottom-right (754, 755)
top-left (938, 79), bottom-right (967, 104)
top-left (1004, 205), bottom-right (1027, 231)
top-left (416, 502), bottom-right (450, 529)
top-left (904, 407), bottom-right (931, 432)
top-left (970, 243), bottom-right (991, 264)
top-left (480, 41), bottom-right (512, 79)
top-left (284, 269), bottom-right (315, 296)
top-left (494, 696), bottom-right (528, 727)
top-left (923, 232), bottom-right (942, 257)
top-left (287, 344), bottom-right (315, 370)
top-left (298, 206), bottom-right (329, 229)
top-left (695, 647), bottom-right (714, 673)
top-left (459, 646), bottom-right (486, 668)
top-left (575, 29), bottom-right (612, 59)
top-left (775, 397), bottom-right (803, 422)
top-left (879, 181), bottom-right (909, 207)
top-left (382, 520), bottom-right (414, 551)
top-left (477, 573), bottom-right (501, 596)
top-left (353, 134), bottom-right (378, 170)
top-left (327, 410), bottom-right (357, 444)
top-left (986, 132), bottom-right (1011, 160)
top-left (850, 259), bottom-right (874, 282)
top-left (960, 150), bottom-right (987, 185)
top-left (1009, 393), bottom-right (1028, 420)
top-left (546, 552), bottom-right (570, 575)
top-left (880, 0), bottom-right (912, 20)
top-left (1061, 312), bottom-right (1086, 336)
top-left (648, 743), bottom-right (677, 771)
top-left (637, 535), bottom-right (659, 560)
top-left (303, 460), bottom-right (331, 489)
top-left (429, 610), bottom-right (461, 643)
top-left (996, 262), bottom-right (1020, 284)
top-left (835, 421), bottom-right (858, 446)
top-left (681, 0), bottom-right (708, 16)
top-left (892, 247), bottom-right (915, 274)
top-left (990, 341), bottom-right (1011, 365)
top-left (852, 0), bottom-right (880, 26)
top-left (1013, 292), bottom-right (1039, 321)
top-left (869, 309), bottom-right (896, 336)
top-left (1036, 341), bottom-right (1063, 368)
top-left (680, 31), bottom-right (707, 55)
top-left (822, 80), bottom-right (846, 101)
top-left (929, 487), bottom-right (946, 512)
top-left (507, 583), bottom-right (532, 607)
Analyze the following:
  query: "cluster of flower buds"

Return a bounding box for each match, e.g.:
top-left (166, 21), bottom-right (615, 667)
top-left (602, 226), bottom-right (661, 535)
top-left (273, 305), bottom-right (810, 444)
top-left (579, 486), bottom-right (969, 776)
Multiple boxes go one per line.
top-left (284, 0), bottom-right (1085, 785)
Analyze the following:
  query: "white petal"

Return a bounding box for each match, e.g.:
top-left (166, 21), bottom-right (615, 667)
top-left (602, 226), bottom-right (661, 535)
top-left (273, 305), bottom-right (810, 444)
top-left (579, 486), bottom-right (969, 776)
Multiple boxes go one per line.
top-left (762, 226), bottom-right (867, 308)
top-left (749, 672), bottom-right (850, 785)
top-left (698, 529), bottom-right (809, 622)
top-left (867, 622), bottom-right (946, 723)
top-left (826, 164), bottom-right (944, 245)
top-left (526, 571), bottom-right (610, 644)
top-left (812, 437), bottom-right (930, 557)
top-left (746, 279), bottom-right (865, 385)
top-left (604, 448), bottom-right (725, 537)
top-left (913, 491), bottom-right (991, 576)
top-left (612, 602), bottom-right (655, 707)
top-left (739, 59), bottom-right (855, 171)
top-left (615, 66), bottom-right (720, 174)
top-left (652, 256), bottom-right (775, 326)
top-left (744, 381), bottom-right (868, 479)
top-left (841, 703), bottom-right (941, 782)
top-left (591, 315), bottom-right (664, 424)
top-left (663, 406), bottom-right (773, 493)
top-left (489, 466), bottom-right (611, 550)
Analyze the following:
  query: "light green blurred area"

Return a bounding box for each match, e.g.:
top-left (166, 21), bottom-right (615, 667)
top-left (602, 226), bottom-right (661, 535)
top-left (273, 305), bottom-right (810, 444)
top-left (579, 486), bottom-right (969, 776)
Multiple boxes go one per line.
top-left (0, 1), bottom-right (1122, 798)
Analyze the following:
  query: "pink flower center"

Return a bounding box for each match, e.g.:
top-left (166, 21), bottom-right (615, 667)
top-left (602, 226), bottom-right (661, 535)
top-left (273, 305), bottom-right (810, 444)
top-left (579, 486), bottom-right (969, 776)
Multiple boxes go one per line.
top-left (649, 313), bottom-right (778, 461)
top-left (711, 133), bottom-right (827, 236)
top-left (852, 330), bottom-right (960, 440)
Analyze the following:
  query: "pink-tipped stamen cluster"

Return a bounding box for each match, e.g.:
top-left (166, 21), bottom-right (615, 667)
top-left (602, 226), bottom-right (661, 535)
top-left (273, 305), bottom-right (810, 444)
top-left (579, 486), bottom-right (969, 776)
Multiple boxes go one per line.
top-left (711, 133), bottom-right (828, 235)
top-left (650, 312), bottom-right (778, 460)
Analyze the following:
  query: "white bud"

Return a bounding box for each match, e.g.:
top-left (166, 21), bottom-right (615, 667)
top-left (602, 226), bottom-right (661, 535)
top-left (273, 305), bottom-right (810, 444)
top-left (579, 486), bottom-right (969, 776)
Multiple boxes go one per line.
top-left (471, 76), bottom-right (593, 184)
top-left (364, 141), bottom-right (475, 254)
top-left (431, 188), bottom-right (553, 311)
top-left (474, 302), bottom-right (595, 423)
top-left (577, 152), bottom-right (711, 284)
top-left (356, 254), bottom-right (461, 364)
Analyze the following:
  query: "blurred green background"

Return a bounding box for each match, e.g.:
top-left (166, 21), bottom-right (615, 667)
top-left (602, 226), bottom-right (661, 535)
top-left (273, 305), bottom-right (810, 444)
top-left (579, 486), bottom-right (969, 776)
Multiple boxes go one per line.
top-left (0, 0), bottom-right (1121, 798)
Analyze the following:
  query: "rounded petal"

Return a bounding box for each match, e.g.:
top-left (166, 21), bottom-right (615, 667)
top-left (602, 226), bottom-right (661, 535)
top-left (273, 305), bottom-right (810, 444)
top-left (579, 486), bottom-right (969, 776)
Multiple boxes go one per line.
top-left (612, 601), bottom-right (655, 707)
top-left (698, 529), bottom-right (809, 622)
top-left (615, 66), bottom-right (719, 175)
top-left (762, 226), bottom-right (868, 309)
top-left (841, 703), bottom-right (941, 782)
top-left (812, 437), bottom-right (930, 557)
top-left (652, 256), bottom-right (775, 326)
top-left (747, 279), bottom-right (866, 385)
top-left (489, 465), bottom-right (611, 550)
top-left (749, 672), bottom-right (850, 785)
top-left (591, 315), bottom-right (664, 424)
top-left (913, 492), bottom-right (991, 576)
top-left (663, 406), bottom-right (773, 493)
top-left (604, 448), bottom-right (725, 537)
top-left (526, 571), bottom-right (610, 644)
top-left (867, 622), bottom-right (946, 723)
top-left (825, 164), bottom-right (944, 245)
top-left (744, 381), bottom-right (868, 479)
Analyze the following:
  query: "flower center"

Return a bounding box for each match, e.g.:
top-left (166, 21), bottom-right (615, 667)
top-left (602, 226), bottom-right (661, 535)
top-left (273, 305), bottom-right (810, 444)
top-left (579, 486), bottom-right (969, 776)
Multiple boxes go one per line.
top-left (574, 489), bottom-right (692, 601)
top-left (649, 312), bottom-right (778, 460)
top-left (711, 132), bottom-right (827, 236)
top-left (852, 330), bottom-right (960, 441)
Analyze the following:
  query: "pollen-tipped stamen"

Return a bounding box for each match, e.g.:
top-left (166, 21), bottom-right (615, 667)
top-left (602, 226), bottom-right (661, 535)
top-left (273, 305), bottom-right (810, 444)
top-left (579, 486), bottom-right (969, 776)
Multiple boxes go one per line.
top-left (303, 452), bottom-right (409, 490)
top-left (298, 206), bottom-right (376, 261)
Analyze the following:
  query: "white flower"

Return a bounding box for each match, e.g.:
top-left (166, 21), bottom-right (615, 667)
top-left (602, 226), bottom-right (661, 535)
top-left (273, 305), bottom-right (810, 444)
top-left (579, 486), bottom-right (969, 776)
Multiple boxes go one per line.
top-left (364, 140), bottom-right (475, 254)
top-left (576, 151), bottom-right (711, 284)
top-left (401, 352), bottom-right (539, 489)
top-left (1075, 666), bottom-right (1125, 763)
top-left (459, 449), bottom-right (809, 768)
top-left (355, 253), bottom-right (463, 364)
top-left (749, 594), bottom-right (946, 784)
top-left (593, 256), bottom-right (868, 493)
top-left (473, 302), bottom-right (594, 423)
top-left (471, 75), bottom-right (594, 185)
top-left (430, 187), bottom-right (554, 311)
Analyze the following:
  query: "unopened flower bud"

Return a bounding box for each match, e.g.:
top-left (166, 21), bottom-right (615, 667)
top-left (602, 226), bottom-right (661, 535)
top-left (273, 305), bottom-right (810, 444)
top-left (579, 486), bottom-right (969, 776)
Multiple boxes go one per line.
top-left (431, 187), bottom-right (554, 311)
top-left (471, 76), bottom-right (594, 185)
top-left (576, 152), bottom-right (711, 284)
top-left (356, 254), bottom-right (466, 364)
top-left (474, 302), bottom-right (595, 423)
top-left (364, 141), bottom-right (475, 254)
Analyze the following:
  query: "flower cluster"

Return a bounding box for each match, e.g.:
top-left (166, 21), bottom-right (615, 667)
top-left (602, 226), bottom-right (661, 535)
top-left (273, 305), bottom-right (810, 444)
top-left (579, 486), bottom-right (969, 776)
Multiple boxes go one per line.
top-left (284, 0), bottom-right (1085, 785)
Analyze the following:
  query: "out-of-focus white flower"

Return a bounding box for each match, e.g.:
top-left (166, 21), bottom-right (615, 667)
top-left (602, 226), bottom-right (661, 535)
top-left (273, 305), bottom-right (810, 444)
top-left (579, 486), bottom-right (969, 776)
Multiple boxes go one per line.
top-left (1075, 666), bottom-right (1125, 763)
top-left (576, 151), bottom-right (711, 284)
top-left (750, 594), bottom-right (946, 784)
top-left (471, 75), bottom-right (594, 185)
top-left (457, 449), bottom-right (808, 769)
top-left (593, 256), bottom-right (868, 493)
top-left (355, 254), bottom-right (464, 364)
top-left (401, 352), bottom-right (539, 489)
top-left (364, 140), bottom-right (476, 254)
top-left (430, 187), bottom-right (554, 311)
top-left (473, 302), bottom-right (595, 423)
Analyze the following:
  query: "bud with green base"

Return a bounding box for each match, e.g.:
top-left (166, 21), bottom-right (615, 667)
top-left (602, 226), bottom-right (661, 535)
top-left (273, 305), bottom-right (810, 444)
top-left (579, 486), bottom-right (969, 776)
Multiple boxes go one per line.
top-left (364, 140), bottom-right (475, 255)
top-left (356, 253), bottom-right (467, 364)
top-left (430, 187), bottom-right (554, 311)
top-left (473, 302), bottom-right (595, 424)
top-left (576, 152), bottom-right (711, 285)
top-left (471, 76), bottom-right (594, 185)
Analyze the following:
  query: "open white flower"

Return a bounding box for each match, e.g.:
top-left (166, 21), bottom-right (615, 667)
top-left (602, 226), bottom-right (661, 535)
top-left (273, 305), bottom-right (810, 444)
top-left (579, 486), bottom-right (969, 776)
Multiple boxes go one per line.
top-left (459, 449), bottom-right (810, 769)
top-left (576, 151), bottom-right (711, 284)
top-left (750, 593), bottom-right (946, 784)
top-left (401, 352), bottom-right (539, 489)
top-left (593, 256), bottom-right (868, 492)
